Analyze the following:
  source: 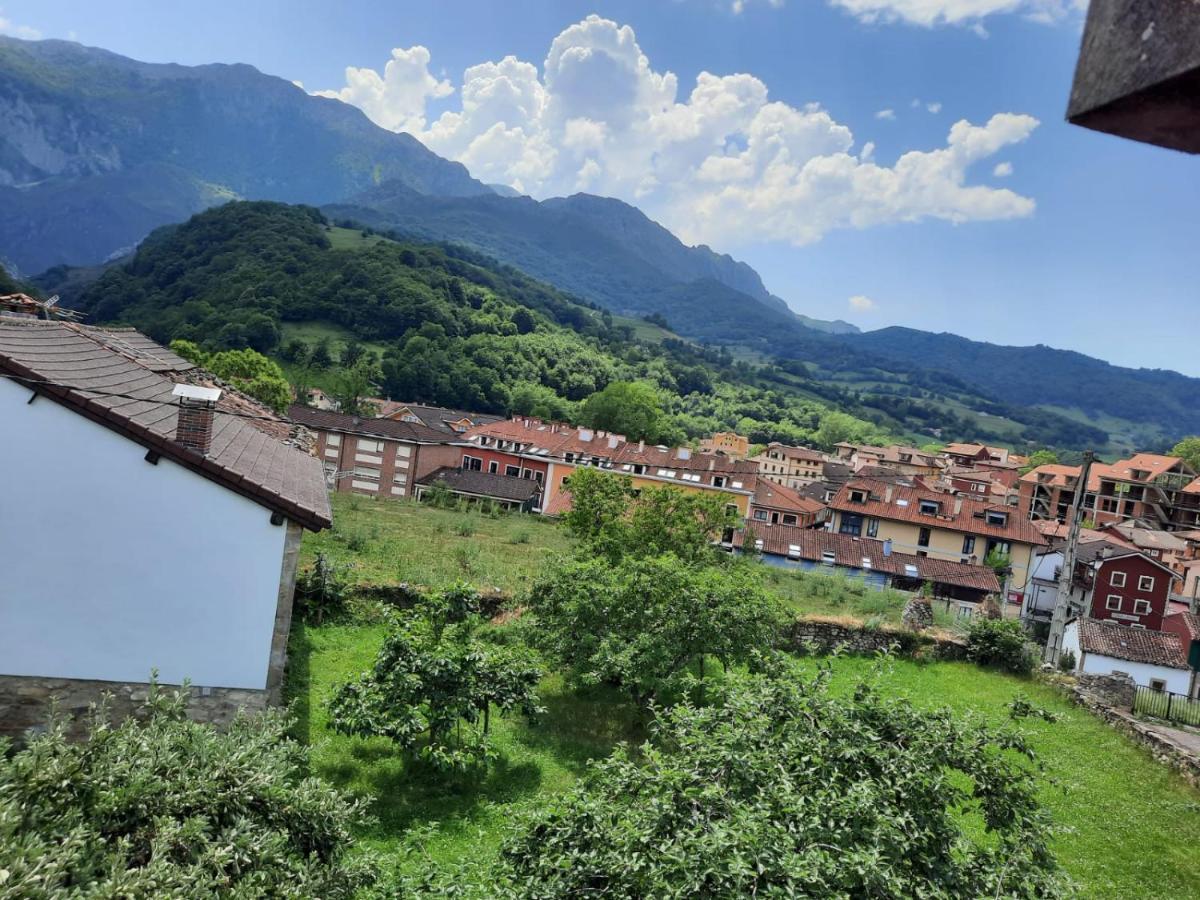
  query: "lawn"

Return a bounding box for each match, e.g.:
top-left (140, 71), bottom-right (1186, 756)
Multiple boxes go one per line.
top-left (288, 495), bottom-right (1200, 896)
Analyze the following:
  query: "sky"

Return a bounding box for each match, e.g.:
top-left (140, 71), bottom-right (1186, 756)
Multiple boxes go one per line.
top-left (4, 1), bottom-right (1199, 373)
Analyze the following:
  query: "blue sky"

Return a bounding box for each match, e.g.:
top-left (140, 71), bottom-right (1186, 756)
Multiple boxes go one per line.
top-left (5, 1), bottom-right (1198, 373)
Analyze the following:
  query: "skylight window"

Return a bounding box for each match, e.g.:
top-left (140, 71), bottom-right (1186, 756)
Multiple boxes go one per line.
top-left (821, 551), bottom-right (837, 565)
top-left (904, 564), bottom-right (920, 578)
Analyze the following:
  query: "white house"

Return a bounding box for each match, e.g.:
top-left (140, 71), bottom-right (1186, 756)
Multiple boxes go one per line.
top-left (0, 321), bottom-right (331, 737)
top-left (1062, 618), bottom-right (1191, 693)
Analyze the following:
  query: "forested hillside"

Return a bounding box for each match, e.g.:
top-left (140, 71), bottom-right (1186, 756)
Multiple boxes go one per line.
top-left (74, 201), bottom-right (1111, 452)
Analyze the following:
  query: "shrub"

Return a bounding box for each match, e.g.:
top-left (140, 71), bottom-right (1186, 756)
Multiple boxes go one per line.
top-left (454, 518), bottom-right (476, 537)
top-left (965, 617), bottom-right (1035, 675)
top-left (498, 666), bottom-right (1068, 897)
top-left (1058, 649), bottom-right (1077, 673)
top-left (295, 552), bottom-right (350, 624)
top-left (0, 682), bottom-right (376, 897)
top-left (510, 530), bottom-right (532, 545)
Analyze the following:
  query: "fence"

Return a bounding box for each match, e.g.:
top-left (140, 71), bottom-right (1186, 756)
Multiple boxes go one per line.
top-left (1133, 685), bottom-right (1200, 728)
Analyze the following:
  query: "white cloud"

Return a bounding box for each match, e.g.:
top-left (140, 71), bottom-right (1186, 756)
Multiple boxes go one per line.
top-left (849, 294), bottom-right (877, 312)
top-left (0, 9), bottom-right (41, 39)
top-left (827, 0), bottom-right (1086, 29)
top-left (875, 108), bottom-right (896, 120)
top-left (314, 45), bottom-right (452, 134)
top-left (731, 0), bottom-right (785, 12)
top-left (319, 16), bottom-right (1039, 248)
top-left (926, 101), bottom-right (942, 114)
top-left (993, 161), bottom-right (1013, 177)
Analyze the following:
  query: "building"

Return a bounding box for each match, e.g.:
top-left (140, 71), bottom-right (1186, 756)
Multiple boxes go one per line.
top-left (833, 443), bottom-right (943, 477)
top-left (372, 401), bottom-right (503, 435)
top-left (414, 467), bottom-right (543, 512)
top-left (0, 321), bottom-right (331, 737)
top-left (1097, 521), bottom-right (1194, 575)
top-left (733, 527), bottom-right (1001, 611)
top-left (699, 431), bottom-right (749, 458)
top-left (751, 442), bottom-right (826, 489)
top-left (827, 478), bottom-right (1045, 604)
top-left (1093, 454), bottom-right (1200, 530)
top-left (1161, 610), bottom-right (1200, 698)
top-left (1018, 463), bottom-right (1105, 524)
top-left (748, 479), bottom-right (827, 529)
top-left (288, 405), bottom-right (466, 499)
top-left (1061, 618), bottom-right (1191, 693)
top-left (941, 443), bottom-right (1018, 469)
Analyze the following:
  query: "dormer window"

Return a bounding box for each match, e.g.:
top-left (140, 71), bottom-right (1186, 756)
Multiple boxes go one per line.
top-left (985, 510), bottom-right (1008, 527)
top-left (919, 499), bottom-right (941, 516)
top-left (713, 476), bottom-right (727, 488)
top-left (850, 489), bottom-right (867, 504)
top-left (821, 551), bottom-right (837, 565)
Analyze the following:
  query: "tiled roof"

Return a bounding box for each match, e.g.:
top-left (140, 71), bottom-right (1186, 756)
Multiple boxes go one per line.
top-left (1105, 453), bottom-right (1192, 484)
top-left (1075, 618), bottom-right (1188, 669)
top-left (1102, 522), bottom-right (1189, 552)
top-left (0, 321), bottom-right (331, 530)
top-left (829, 478), bottom-right (1046, 546)
top-left (1166, 611), bottom-right (1200, 642)
top-left (543, 489), bottom-right (575, 517)
top-left (288, 404), bottom-right (453, 443)
top-left (371, 400), bottom-right (503, 434)
top-left (735, 526), bottom-right (1001, 593)
top-left (754, 443), bottom-right (825, 463)
top-left (417, 466), bottom-right (542, 503)
top-left (753, 479), bottom-right (826, 515)
top-left (1020, 462), bottom-right (1117, 491)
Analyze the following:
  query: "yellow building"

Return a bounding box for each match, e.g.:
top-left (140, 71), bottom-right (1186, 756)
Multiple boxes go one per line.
top-left (828, 478), bottom-right (1046, 603)
top-left (751, 442), bottom-right (826, 489)
top-left (699, 431), bottom-right (750, 459)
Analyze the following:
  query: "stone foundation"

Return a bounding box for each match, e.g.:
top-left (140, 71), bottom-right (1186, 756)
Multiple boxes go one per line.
top-left (0, 674), bottom-right (269, 743)
top-left (786, 617), bottom-right (967, 660)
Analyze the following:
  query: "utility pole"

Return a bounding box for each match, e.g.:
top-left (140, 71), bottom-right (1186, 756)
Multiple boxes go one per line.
top-left (1044, 451), bottom-right (1095, 666)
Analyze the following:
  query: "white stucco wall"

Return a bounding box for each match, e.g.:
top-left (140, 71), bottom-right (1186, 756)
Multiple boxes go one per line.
top-left (1062, 620), bottom-right (1191, 693)
top-left (0, 378), bottom-right (288, 689)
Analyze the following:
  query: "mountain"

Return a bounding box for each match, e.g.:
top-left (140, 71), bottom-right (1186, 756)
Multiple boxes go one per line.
top-left (841, 327), bottom-right (1200, 441)
top-left (0, 36), bottom-right (487, 274)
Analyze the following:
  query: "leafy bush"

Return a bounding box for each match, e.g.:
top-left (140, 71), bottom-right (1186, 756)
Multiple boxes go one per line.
top-left (966, 617), bottom-right (1035, 675)
top-left (0, 682), bottom-right (376, 897)
top-left (454, 518), bottom-right (476, 537)
top-left (498, 665), bottom-right (1068, 898)
top-left (1058, 649), bottom-right (1077, 673)
top-left (295, 552), bottom-right (350, 624)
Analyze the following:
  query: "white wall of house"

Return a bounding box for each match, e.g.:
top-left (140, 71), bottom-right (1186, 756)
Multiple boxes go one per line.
top-left (1062, 620), bottom-right (1191, 693)
top-left (0, 379), bottom-right (288, 689)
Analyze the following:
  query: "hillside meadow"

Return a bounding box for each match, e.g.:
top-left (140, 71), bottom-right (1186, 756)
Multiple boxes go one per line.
top-left (287, 493), bottom-right (1200, 897)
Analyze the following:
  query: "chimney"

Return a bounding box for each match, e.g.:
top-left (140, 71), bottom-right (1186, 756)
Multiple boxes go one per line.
top-left (884, 485), bottom-right (894, 503)
top-left (953, 497), bottom-right (964, 515)
top-left (638, 439), bottom-right (645, 452)
top-left (172, 384), bottom-right (222, 455)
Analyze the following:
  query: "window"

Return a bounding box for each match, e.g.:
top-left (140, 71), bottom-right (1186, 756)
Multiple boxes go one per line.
top-left (534, 471), bottom-right (544, 484)
top-left (962, 535), bottom-right (976, 555)
top-left (753, 510), bottom-right (768, 522)
top-left (985, 510), bottom-right (1008, 526)
top-left (1110, 571), bottom-right (1127, 587)
top-left (505, 465), bottom-right (520, 477)
top-left (782, 514), bottom-right (797, 526)
top-left (352, 466), bottom-right (379, 480)
top-left (849, 489), bottom-right (867, 504)
top-left (957, 605), bottom-right (974, 620)
top-left (918, 527), bottom-right (931, 548)
top-left (392, 472), bottom-right (407, 485)
top-left (1150, 679), bottom-right (1167, 692)
top-left (488, 461), bottom-right (498, 474)
top-left (839, 513), bottom-right (864, 537)
top-left (919, 499), bottom-right (940, 516)
top-left (866, 518), bottom-right (879, 538)
top-left (821, 551), bottom-right (837, 565)
top-left (357, 439), bottom-right (385, 454)
top-left (1106, 594), bottom-right (1122, 611)
top-left (462, 455), bottom-right (483, 471)
top-left (326, 434), bottom-right (341, 446)
top-left (1133, 599), bottom-right (1151, 615)
top-left (713, 475), bottom-right (727, 488)
top-left (1138, 575), bottom-right (1155, 592)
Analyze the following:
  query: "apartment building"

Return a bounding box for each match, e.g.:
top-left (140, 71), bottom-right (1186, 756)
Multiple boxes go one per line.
top-left (833, 443), bottom-right (943, 477)
top-left (699, 431), bottom-right (750, 458)
top-left (750, 442), bottom-right (826, 490)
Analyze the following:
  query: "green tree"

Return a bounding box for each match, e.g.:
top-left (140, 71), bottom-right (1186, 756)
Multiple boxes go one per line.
top-left (328, 596), bottom-right (543, 772)
top-left (333, 357), bottom-right (383, 416)
top-left (168, 342), bottom-right (293, 413)
top-left (499, 665), bottom-right (1068, 898)
top-left (527, 554), bottom-right (784, 706)
top-left (310, 338), bottom-right (334, 370)
top-left (1021, 449), bottom-right (1061, 475)
top-left (1170, 436), bottom-right (1200, 472)
top-left (0, 681), bottom-right (376, 897)
top-left (580, 380), bottom-right (663, 442)
top-left (965, 617), bottom-right (1036, 675)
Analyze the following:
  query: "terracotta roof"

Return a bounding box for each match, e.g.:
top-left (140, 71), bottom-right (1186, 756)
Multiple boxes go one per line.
top-left (753, 479), bottom-right (826, 516)
top-left (543, 489), bottom-right (574, 517)
top-left (418, 466), bottom-right (542, 503)
top-left (830, 478), bottom-right (1046, 546)
top-left (1, 321), bottom-right (331, 530)
top-left (1020, 462), bottom-right (1118, 492)
top-left (735, 527), bottom-right (1000, 593)
top-left (753, 443), bottom-right (825, 463)
top-left (1075, 618), bottom-right (1188, 669)
top-left (1105, 453), bottom-right (1192, 484)
top-left (1166, 611), bottom-right (1200, 642)
top-left (838, 443), bottom-right (941, 467)
top-left (288, 403), bottom-right (452, 444)
top-left (1100, 522), bottom-right (1189, 553)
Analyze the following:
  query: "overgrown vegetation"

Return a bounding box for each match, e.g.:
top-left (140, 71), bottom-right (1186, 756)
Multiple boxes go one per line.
top-left (966, 617), bottom-right (1037, 675)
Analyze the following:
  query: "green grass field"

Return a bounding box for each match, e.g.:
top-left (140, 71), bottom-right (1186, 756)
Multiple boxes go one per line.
top-left (287, 494), bottom-right (1200, 896)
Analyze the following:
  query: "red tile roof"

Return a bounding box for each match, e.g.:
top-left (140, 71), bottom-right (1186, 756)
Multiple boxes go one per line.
top-left (830, 478), bottom-right (1046, 546)
top-left (752, 479), bottom-right (825, 516)
top-left (735, 527), bottom-right (1000, 593)
top-left (1, 321), bottom-right (331, 530)
top-left (1075, 618), bottom-right (1188, 669)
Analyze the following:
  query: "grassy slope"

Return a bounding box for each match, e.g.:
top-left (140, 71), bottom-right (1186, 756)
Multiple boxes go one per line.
top-left (288, 495), bottom-right (1200, 896)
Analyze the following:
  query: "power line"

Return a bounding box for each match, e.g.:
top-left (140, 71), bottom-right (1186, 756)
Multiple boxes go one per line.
top-left (0, 372), bottom-right (291, 425)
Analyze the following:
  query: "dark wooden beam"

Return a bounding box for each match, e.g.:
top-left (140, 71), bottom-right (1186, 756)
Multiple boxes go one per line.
top-left (1067, 0), bottom-right (1200, 153)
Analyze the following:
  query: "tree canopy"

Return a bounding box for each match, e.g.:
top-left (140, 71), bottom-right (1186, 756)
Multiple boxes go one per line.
top-left (1170, 437), bottom-right (1200, 473)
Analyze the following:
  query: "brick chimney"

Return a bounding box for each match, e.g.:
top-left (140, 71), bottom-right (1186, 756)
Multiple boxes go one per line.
top-left (172, 384), bottom-right (222, 455)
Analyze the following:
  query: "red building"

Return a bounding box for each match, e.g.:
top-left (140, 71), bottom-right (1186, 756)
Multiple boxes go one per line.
top-left (458, 444), bottom-right (549, 485)
top-left (1071, 542), bottom-right (1178, 631)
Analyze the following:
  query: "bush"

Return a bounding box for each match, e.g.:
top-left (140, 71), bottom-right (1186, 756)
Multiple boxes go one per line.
top-left (1058, 649), bottom-right (1077, 673)
top-left (965, 617), bottom-right (1036, 675)
top-left (454, 518), bottom-right (476, 537)
top-left (0, 682), bottom-right (376, 897)
top-left (295, 552), bottom-right (350, 624)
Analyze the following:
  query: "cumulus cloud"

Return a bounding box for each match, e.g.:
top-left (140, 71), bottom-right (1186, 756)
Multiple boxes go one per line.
top-left (926, 101), bottom-right (942, 114)
top-left (993, 161), bottom-right (1013, 177)
top-left (314, 46), bottom-right (452, 134)
top-left (875, 108), bottom-right (896, 120)
top-left (318, 15), bottom-right (1039, 248)
top-left (849, 295), bottom-right (876, 312)
top-left (0, 10), bottom-right (41, 39)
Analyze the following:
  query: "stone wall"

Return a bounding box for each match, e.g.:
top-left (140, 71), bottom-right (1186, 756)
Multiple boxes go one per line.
top-left (0, 674), bottom-right (268, 743)
top-left (785, 617), bottom-right (968, 661)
